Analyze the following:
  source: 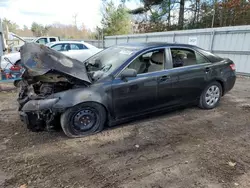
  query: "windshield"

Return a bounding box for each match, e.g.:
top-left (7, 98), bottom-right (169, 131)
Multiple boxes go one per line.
top-left (86, 46), bottom-right (140, 80)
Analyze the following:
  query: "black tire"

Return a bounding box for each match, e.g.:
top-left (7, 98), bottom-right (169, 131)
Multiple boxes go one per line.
top-left (199, 81), bottom-right (222, 109)
top-left (14, 80), bottom-right (21, 87)
top-left (60, 102), bottom-right (106, 138)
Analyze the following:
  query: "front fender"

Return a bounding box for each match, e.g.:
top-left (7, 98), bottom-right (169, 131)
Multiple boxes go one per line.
top-left (50, 87), bottom-right (109, 110)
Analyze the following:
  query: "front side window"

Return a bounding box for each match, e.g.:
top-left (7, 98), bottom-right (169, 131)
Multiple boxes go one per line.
top-left (127, 49), bottom-right (165, 74)
top-left (36, 38), bottom-right (48, 45)
top-left (170, 48), bottom-right (210, 68)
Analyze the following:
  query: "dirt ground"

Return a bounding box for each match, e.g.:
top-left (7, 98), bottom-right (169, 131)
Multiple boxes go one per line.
top-left (0, 77), bottom-right (250, 188)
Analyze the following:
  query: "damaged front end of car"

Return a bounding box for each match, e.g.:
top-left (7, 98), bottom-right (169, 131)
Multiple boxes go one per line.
top-left (18, 43), bottom-right (92, 131)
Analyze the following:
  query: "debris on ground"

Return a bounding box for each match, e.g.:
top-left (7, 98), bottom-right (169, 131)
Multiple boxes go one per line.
top-left (228, 161), bottom-right (237, 167)
top-left (0, 83), bottom-right (16, 92)
top-left (241, 104), bottom-right (250, 112)
top-left (19, 184), bottom-right (27, 188)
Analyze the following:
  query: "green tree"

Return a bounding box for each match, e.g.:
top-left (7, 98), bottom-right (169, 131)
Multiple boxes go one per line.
top-left (31, 22), bottom-right (50, 37)
top-left (101, 1), bottom-right (132, 36)
top-left (127, 0), bottom-right (178, 32)
top-left (103, 0), bottom-right (250, 33)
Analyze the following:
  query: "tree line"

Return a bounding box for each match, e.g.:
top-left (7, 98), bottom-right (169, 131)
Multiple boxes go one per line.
top-left (2, 19), bottom-right (96, 39)
top-left (101, 0), bottom-right (250, 34)
top-left (2, 0), bottom-right (250, 39)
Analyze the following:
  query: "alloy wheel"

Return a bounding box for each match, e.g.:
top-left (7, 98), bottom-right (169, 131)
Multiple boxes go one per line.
top-left (205, 85), bottom-right (220, 106)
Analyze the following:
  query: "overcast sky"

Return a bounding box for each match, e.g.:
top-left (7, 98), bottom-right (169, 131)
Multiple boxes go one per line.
top-left (0, 0), bottom-right (140, 30)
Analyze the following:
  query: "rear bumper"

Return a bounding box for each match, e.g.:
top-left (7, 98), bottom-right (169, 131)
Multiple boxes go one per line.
top-left (224, 74), bottom-right (236, 94)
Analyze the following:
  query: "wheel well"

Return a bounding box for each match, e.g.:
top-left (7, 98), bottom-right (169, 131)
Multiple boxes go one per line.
top-left (15, 60), bottom-right (21, 65)
top-left (215, 80), bottom-right (225, 95)
top-left (13, 80), bottom-right (21, 87)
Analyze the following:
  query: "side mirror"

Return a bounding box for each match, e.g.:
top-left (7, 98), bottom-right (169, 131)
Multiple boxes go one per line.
top-left (120, 68), bottom-right (137, 79)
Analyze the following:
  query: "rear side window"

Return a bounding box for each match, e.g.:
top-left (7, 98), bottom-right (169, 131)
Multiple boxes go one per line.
top-left (197, 48), bottom-right (223, 62)
top-left (170, 48), bottom-right (210, 68)
top-left (51, 43), bottom-right (70, 51)
top-left (70, 43), bottom-right (88, 50)
top-left (50, 38), bottom-right (56, 42)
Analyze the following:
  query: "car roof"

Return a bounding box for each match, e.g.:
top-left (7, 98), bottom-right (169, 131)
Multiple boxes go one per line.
top-left (36, 36), bottom-right (58, 38)
top-left (115, 42), bottom-right (223, 63)
top-left (46, 41), bottom-right (97, 48)
top-left (48, 41), bottom-right (85, 45)
top-left (117, 42), bottom-right (198, 49)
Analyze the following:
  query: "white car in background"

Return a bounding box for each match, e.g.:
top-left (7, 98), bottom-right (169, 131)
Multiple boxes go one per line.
top-left (0, 41), bottom-right (102, 69)
top-left (46, 41), bottom-right (102, 62)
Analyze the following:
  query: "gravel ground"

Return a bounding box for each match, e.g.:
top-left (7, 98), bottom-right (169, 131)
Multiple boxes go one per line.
top-left (0, 77), bottom-right (250, 188)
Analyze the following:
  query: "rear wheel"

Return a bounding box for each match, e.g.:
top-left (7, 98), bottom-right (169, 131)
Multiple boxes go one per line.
top-left (199, 81), bottom-right (222, 109)
top-left (60, 102), bottom-right (106, 138)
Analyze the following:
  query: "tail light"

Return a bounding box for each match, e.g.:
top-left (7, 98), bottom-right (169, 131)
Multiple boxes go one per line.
top-left (230, 63), bottom-right (236, 71)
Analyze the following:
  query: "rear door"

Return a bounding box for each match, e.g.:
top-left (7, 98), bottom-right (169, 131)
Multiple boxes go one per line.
top-left (163, 47), bottom-right (212, 104)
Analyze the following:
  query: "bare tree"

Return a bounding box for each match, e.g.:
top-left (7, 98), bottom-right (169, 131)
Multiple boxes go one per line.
top-left (178, 0), bottom-right (185, 29)
top-left (72, 13), bottom-right (78, 28)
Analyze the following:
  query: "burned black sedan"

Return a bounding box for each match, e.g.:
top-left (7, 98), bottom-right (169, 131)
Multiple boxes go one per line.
top-left (18, 42), bottom-right (236, 137)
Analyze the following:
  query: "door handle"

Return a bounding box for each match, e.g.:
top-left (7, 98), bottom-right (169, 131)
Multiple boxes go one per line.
top-left (159, 75), bottom-right (170, 82)
top-left (205, 67), bottom-right (211, 73)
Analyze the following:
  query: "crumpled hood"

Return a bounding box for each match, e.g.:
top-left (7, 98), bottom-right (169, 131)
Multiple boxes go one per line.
top-left (20, 43), bottom-right (91, 83)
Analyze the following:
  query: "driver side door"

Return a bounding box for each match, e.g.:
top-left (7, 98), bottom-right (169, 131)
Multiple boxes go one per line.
top-left (112, 48), bottom-right (166, 119)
